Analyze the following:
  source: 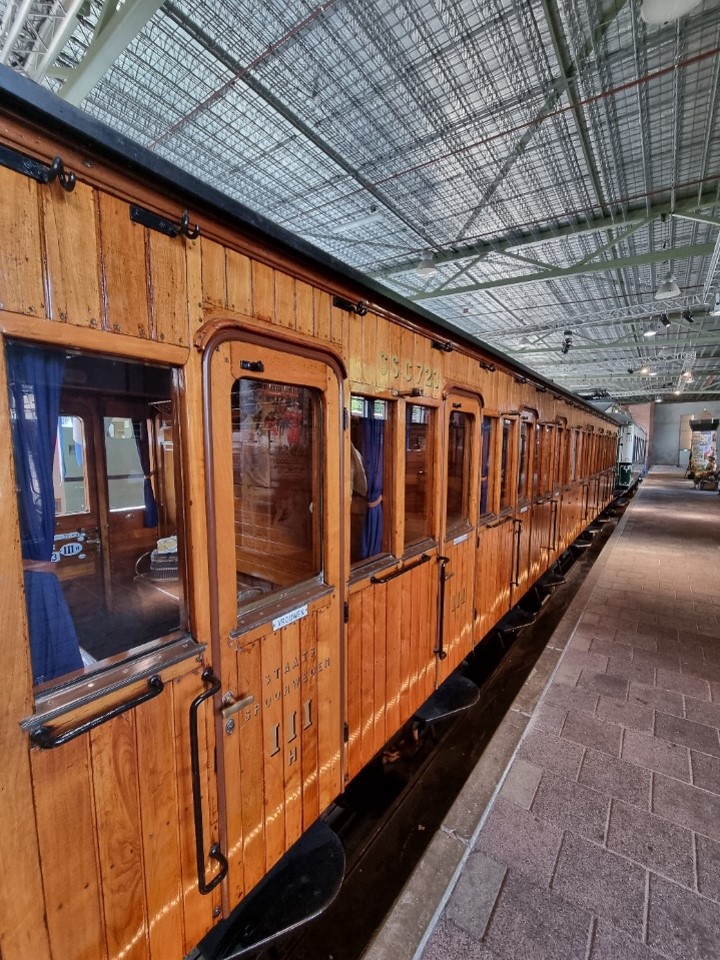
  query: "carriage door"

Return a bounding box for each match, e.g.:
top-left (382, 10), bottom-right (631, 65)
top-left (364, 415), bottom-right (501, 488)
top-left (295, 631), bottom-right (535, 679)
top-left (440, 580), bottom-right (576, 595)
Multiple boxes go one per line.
top-left (205, 333), bottom-right (343, 912)
top-left (437, 393), bottom-right (480, 682)
top-left (510, 413), bottom-right (535, 605)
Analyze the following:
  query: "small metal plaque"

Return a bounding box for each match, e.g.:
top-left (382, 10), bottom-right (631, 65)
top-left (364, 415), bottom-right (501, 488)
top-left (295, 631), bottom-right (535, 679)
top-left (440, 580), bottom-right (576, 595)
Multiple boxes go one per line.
top-left (272, 604), bottom-right (308, 632)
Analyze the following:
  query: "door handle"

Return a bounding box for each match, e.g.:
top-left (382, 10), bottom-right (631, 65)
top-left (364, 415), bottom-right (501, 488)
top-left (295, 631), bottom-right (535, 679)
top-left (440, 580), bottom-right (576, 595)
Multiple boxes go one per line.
top-left (221, 692), bottom-right (255, 720)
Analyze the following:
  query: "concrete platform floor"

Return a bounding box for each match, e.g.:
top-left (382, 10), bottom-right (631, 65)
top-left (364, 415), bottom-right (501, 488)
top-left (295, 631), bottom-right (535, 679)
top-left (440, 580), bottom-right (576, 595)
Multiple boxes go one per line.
top-left (366, 468), bottom-right (720, 960)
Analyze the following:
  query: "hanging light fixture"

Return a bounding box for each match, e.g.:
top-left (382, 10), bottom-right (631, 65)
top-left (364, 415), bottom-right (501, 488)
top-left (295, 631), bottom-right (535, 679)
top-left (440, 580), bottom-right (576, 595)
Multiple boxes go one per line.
top-left (710, 293), bottom-right (720, 316)
top-left (640, 0), bottom-right (702, 25)
top-left (655, 271), bottom-right (681, 300)
top-left (416, 253), bottom-right (437, 278)
top-left (643, 323), bottom-right (658, 337)
top-left (660, 313), bottom-right (671, 327)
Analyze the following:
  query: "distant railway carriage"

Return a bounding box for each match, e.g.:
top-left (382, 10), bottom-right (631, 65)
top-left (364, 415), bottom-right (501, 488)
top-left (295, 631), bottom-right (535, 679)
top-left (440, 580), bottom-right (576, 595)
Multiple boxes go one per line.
top-left (614, 414), bottom-right (648, 490)
top-left (0, 69), bottom-right (619, 960)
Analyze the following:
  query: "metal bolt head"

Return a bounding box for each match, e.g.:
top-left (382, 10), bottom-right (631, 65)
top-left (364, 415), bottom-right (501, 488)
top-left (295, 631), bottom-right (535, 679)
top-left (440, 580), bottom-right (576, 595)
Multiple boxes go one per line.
top-left (225, 718), bottom-right (235, 735)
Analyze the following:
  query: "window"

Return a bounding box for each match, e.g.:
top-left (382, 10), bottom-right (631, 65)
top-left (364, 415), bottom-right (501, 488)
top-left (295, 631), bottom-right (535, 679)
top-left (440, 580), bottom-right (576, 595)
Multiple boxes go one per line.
top-left (517, 420), bottom-right (530, 501)
top-left (446, 410), bottom-right (473, 534)
top-left (6, 341), bottom-right (183, 688)
top-left (405, 404), bottom-right (434, 548)
top-left (350, 395), bottom-right (392, 565)
top-left (232, 378), bottom-right (322, 604)
top-left (54, 416), bottom-right (89, 515)
top-left (500, 418), bottom-right (514, 510)
top-left (104, 417), bottom-right (147, 511)
top-left (480, 417), bottom-right (495, 517)
top-left (532, 423), bottom-right (542, 498)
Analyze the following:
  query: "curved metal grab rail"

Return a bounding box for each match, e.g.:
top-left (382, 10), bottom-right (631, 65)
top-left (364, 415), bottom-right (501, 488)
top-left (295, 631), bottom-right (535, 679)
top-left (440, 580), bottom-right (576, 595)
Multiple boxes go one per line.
top-left (29, 674), bottom-right (164, 749)
top-left (370, 552), bottom-right (431, 584)
top-left (190, 667), bottom-right (228, 895)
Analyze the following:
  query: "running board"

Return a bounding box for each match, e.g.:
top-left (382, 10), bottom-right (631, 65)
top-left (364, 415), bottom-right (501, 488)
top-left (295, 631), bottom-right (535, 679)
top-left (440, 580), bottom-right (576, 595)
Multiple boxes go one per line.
top-left (196, 821), bottom-right (345, 960)
top-left (413, 674), bottom-right (480, 726)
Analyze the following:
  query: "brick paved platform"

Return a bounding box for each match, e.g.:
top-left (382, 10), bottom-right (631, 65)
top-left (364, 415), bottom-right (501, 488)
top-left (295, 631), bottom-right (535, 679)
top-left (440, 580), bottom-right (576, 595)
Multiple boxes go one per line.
top-left (365, 468), bottom-right (720, 960)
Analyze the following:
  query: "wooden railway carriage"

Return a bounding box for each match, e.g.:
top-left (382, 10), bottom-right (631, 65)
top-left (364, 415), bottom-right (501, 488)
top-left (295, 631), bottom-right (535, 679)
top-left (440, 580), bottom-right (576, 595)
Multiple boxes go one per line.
top-left (0, 69), bottom-right (618, 960)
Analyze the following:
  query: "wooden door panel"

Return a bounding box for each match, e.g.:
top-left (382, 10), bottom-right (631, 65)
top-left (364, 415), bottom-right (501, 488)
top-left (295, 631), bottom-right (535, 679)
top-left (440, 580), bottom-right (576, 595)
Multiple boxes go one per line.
top-left (475, 521), bottom-right (513, 641)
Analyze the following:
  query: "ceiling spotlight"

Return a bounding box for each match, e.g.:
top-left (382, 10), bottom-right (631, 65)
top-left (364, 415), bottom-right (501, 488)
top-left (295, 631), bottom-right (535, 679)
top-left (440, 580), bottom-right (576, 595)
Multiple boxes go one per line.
top-left (673, 388), bottom-right (681, 395)
top-left (643, 324), bottom-right (658, 337)
top-left (640, 365), bottom-right (651, 375)
top-left (659, 313), bottom-right (671, 327)
top-left (416, 253), bottom-right (437, 278)
top-left (561, 330), bottom-right (573, 354)
top-left (682, 309), bottom-right (694, 324)
top-left (640, 0), bottom-right (702, 25)
top-left (655, 271), bottom-right (681, 300)
top-left (655, 396), bottom-right (663, 403)
top-left (709, 293), bottom-right (720, 316)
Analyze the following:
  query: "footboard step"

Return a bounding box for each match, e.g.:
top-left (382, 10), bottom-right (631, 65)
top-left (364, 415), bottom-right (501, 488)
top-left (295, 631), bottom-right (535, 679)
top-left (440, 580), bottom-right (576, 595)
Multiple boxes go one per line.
top-left (413, 674), bottom-right (480, 726)
top-left (196, 821), bottom-right (345, 960)
top-left (496, 606), bottom-right (536, 637)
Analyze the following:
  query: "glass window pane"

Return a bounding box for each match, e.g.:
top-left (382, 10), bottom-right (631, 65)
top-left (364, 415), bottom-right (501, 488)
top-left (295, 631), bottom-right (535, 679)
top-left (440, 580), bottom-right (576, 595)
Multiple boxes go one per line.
top-left (518, 421), bottom-right (530, 500)
top-left (446, 410), bottom-right (473, 532)
top-left (54, 416), bottom-right (89, 515)
top-left (500, 418), bottom-right (513, 510)
top-left (104, 417), bottom-right (146, 511)
top-left (350, 395), bottom-right (391, 565)
top-left (480, 417), bottom-right (494, 516)
top-left (405, 404), bottom-right (434, 548)
top-left (6, 342), bottom-right (184, 688)
top-left (232, 378), bottom-right (322, 605)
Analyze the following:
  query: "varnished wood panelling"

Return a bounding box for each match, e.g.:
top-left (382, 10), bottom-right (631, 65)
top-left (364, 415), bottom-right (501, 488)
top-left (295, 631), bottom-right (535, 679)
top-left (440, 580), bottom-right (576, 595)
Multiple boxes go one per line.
top-left (136, 684), bottom-right (185, 960)
top-left (316, 601), bottom-right (342, 807)
top-left (252, 260), bottom-right (275, 323)
top-left (91, 711), bottom-right (147, 960)
top-left (360, 589), bottom-right (376, 768)
top-left (97, 193), bottom-right (150, 337)
top-left (260, 628), bottom-right (286, 870)
top-left (0, 167), bottom-right (44, 316)
top-left (346, 591), bottom-right (363, 779)
top-left (384, 575), bottom-right (402, 738)
top-left (295, 280), bottom-right (314, 337)
top-left (147, 229), bottom-right (191, 346)
top-left (299, 613), bottom-right (320, 827)
top-left (42, 180), bottom-right (102, 327)
top-left (32, 738), bottom-right (104, 960)
top-left (201, 237), bottom-right (227, 308)
top-left (313, 288), bottom-right (332, 342)
top-left (372, 582), bottom-right (388, 755)
top-left (172, 668), bottom-right (216, 953)
top-left (347, 307), bottom-right (364, 385)
top-left (275, 272), bottom-right (297, 331)
top-left (282, 621), bottom-right (303, 847)
top-left (226, 248), bottom-right (253, 316)
top-left (237, 638), bottom-right (265, 898)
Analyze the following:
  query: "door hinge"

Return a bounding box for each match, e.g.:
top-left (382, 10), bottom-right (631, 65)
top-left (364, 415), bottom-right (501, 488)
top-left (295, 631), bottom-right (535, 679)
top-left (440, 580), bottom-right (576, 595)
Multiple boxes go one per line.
top-left (343, 601), bottom-right (349, 623)
top-left (343, 722), bottom-right (349, 743)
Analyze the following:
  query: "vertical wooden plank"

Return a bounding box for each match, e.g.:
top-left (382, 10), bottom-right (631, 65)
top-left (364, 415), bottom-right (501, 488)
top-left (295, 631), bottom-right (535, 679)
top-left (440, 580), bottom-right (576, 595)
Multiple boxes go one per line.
top-left (32, 739), bottom-right (103, 960)
top-left (385, 580), bottom-right (401, 735)
top-left (275, 272), bottom-right (297, 330)
top-left (0, 349), bottom-right (51, 960)
top-left (261, 629), bottom-right (286, 870)
top-left (347, 308), bottom-right (364, 385)
top-left (252, 261), bottom-right (275, 323)
top-left (42, 180), bottom-right (102, 326)
top-left (346, 592), bottom-right (362, 780)
top-left (282, 621), bottom-right (303, 847)
top-left (97, 192), bottom-right (150, 337)
top-left (135, 687), bottom-right (185, 960)
top-left (148, 229), bottom-right (191, 346)
top-left (173, 668), bottom-right (215, 953)
top-left (0, 167), bottom-right (45, 316)
top-left (330, 296), bottom-right (345, 344)
top-left (372, 583), bottom-right (387, 755)
top-left (313, 288), bottom-right (332, 342)
top-left (90, 711), bottom-right (148, 960)
top-left (238, 639), bottom-right (265, 897)
top-left (222, 643), bottom-right (244, 908)
top-left (375, 314), bottom-right (391, 391)
top-left (200, 237), bottom-right (227, 308)
top-left (226, 249), bottom-right (253, 316)
top-left (186, 233), bottom-right (205, 338)
top-left (316, 602), bottom-right (342, 808)
top-left (295, 280), bottom-right (314, 337)
top-left (300, 614), bottom-right (320, 829)
top-left (360, 589), bottom-right (375, 766)
top-left (399, 570), bottom-right (413, 723)
top-left (361, 313), bottom-right (377, 386)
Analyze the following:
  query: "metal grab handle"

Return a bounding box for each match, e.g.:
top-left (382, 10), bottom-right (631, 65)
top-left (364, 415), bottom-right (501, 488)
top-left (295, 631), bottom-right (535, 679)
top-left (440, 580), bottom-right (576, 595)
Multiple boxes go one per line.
top-left (549, 497), bottom-right (559, 552)
top-left (486, 514), bottom-right (512, 529)
top-left (190, 667), bottom-right (228, 895)
top-left (434, 556), bottom-right (450, 660)
top-left (30, 675), bottom-right (164, 749)
top-left (221, 693), bottom-right (255, 720)
top-left (370, 552), bottom-right (431, 584)
top-left (511, 519), bottom-right (523, 587)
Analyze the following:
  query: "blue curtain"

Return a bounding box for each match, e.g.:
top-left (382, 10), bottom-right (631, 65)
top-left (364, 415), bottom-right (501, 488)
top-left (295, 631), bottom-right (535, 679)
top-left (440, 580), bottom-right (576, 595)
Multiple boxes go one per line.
top-left (360, 413), bottom-right (384, 559)
top-left (7, 342), bottom-right (82, 684)
top-left (133, 419), bottom-right (158, 528)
